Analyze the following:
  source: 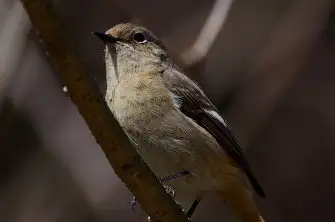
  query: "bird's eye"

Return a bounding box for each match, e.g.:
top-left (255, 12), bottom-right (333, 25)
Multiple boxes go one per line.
top-left (132, 32), bottom-right (147, 43)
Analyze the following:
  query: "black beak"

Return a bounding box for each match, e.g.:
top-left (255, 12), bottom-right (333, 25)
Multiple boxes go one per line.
top-left (93, 32), bottom-right (116, 43)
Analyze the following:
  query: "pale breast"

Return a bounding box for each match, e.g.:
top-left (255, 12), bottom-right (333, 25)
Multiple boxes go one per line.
top-left (108, 73), bottom-right (233, 203)
top-left (110, 73), bottom-right (173, 129)
top-left (111, 74), bottom-right (196, 169)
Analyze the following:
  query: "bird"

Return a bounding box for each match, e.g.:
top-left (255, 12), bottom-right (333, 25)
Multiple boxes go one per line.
top-left (94, 23), bottom-right (266, 222)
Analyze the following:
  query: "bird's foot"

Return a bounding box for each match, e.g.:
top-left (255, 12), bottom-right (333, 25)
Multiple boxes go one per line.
top-left (163, 184), bottom-right (176, 198)
top-left (130, 196), bottom-right (137, 212)
top-left (129, 171), bottom-right (190, 210)
top-left (130, 185), bottom-right (177, 211)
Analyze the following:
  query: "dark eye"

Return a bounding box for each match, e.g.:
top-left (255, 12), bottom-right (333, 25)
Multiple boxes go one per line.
top-left (132, 32), bottom-right (147, 43)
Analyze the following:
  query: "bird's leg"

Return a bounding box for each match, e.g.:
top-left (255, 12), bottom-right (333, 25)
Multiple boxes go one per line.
top-left (129, 170), bottom-right (191, 210)
top-left (130, 170), bottom-right (202, 218)
top-left (132, 170), bottom-right (202, 220)
top-left (186, 196), bottom-right (202, 218)
top-left (158, 170), bottom-right (191, 183)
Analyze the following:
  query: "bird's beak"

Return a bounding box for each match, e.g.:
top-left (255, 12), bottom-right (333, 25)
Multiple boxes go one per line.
top-left (93, 32), bottom-right (116, 43)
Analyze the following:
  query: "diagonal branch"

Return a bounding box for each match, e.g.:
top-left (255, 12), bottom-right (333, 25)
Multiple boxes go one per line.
top-left (19, 0), bottom-right (190, 221)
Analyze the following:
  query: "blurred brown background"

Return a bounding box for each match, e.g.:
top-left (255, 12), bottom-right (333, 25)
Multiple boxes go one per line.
top-left (0, 0), bottom-right (335, 221)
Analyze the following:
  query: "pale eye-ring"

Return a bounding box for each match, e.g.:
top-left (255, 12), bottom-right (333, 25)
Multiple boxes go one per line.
top-left (132, 32), bottom-right (147, 44)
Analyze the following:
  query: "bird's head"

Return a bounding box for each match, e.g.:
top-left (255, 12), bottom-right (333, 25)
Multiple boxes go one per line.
top-left (94, 23), bottom-right (170, 86)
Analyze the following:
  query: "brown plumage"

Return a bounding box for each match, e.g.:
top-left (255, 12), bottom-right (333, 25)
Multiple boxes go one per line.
top-left (94, 23), bottom-right (266, 222)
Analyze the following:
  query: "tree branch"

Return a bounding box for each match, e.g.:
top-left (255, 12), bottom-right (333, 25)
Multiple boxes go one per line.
top-left (19, 0), bottom-right (190, 221)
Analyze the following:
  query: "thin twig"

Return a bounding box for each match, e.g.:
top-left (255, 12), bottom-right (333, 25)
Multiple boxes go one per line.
top-left (20, 0), bottom-right (190, 221)
top-left (0, 1), bottom-right (30, 105)
top-left (180, 0), bottom-right (235, 66)
top-left (0, 1), bottom-right (30, 150)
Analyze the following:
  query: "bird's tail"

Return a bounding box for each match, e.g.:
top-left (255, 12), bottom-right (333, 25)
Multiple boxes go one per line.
top-left (217, 181), bottom-right (265, 222)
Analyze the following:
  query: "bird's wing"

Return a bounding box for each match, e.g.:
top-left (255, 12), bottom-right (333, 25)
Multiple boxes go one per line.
top-left (161, 68), bottom-right (265, 198)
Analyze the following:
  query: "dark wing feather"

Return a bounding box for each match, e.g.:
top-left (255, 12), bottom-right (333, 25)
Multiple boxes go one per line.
top-left (161, 68), bottom-right (265, 198)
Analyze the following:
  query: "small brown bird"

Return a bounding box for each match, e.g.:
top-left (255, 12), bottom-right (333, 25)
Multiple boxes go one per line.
top-left (94, 23), bottom-right (265, 222)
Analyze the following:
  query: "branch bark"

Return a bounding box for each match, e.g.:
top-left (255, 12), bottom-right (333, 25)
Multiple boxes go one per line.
top-left (20, 0), bottom-right (190, 221)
